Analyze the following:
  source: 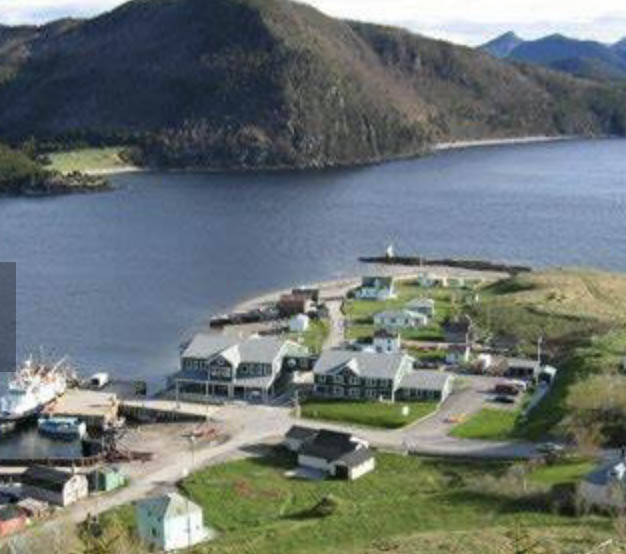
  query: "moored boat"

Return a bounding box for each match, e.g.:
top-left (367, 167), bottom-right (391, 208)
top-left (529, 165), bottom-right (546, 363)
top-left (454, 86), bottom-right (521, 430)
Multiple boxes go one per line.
top-left (37, 416), bottom-right (86, 440)
top-left (0, 357), bottom-right (71, 425)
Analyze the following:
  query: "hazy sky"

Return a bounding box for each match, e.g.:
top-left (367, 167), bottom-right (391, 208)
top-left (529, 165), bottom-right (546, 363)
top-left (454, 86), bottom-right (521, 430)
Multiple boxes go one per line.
top-left (2, 0), bottom-right (626, 45)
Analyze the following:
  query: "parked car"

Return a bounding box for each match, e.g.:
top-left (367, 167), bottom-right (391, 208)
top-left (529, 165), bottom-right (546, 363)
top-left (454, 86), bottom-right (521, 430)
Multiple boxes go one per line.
top-left (536, 442), bottom-right (565, 454)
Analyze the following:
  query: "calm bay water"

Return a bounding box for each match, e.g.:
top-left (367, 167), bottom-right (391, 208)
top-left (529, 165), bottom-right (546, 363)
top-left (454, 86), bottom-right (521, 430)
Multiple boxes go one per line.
top-left (0, 138), bottom-right (625, 393)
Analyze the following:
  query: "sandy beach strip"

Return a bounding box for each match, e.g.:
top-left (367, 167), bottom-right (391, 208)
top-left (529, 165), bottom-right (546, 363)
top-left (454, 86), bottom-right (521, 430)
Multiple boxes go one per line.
top-left (433, 135), bottom-right (577, 152)
top-left (230, 264), bottom-right (509, 315)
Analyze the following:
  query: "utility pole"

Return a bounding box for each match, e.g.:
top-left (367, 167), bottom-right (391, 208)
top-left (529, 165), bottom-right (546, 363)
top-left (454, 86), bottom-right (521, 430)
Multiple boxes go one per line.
top-left (537, 335), bottom-right (543, 364)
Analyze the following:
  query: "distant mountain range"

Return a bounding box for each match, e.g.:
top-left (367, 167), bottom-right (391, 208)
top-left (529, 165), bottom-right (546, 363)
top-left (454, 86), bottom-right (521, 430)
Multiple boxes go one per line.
top-left (480, 32), bottom-right (626, 81)
top-left (0, 0), bottom-right (625, 170)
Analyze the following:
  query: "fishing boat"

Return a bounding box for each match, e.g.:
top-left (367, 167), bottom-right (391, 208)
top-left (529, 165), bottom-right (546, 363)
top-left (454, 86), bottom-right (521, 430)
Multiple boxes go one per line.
top-left (37, 416), bottom-right (86, 440)
top-left (0, 357), bottom-right (70, 427)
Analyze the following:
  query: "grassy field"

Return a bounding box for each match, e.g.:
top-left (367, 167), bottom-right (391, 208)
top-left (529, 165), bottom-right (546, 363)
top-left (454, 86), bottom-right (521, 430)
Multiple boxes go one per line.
top-left (471, 269), bottom-right (626, 441)
top-left (166, 451), bottom-right (611, 554)
top-left (47, 146), bottom-right (128, 174)
top-left (450, 408), bottom-right (521, 441)
top-left (300, 400), bottom-right (438, 429)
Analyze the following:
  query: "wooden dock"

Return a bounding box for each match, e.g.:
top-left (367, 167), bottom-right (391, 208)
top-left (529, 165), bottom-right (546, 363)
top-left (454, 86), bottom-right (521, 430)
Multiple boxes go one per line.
top-left (119, 399), bottom-right (213, 423)
top-left (51, 389), bottom-right (119, 430)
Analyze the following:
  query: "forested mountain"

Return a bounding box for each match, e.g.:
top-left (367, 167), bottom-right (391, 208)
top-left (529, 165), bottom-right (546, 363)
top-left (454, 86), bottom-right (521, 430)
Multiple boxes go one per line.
top-left (1, 0), bottom-right (625, 170)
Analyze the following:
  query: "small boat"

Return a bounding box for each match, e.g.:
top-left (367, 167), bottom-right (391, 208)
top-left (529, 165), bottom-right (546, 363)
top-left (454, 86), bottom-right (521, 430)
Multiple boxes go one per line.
top-left (37, 416), bottom-right (87, 440)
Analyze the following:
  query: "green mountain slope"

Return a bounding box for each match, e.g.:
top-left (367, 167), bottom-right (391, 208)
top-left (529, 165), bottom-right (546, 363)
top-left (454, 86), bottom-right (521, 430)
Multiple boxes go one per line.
top-left (1, 0), bottom-right (626, 170)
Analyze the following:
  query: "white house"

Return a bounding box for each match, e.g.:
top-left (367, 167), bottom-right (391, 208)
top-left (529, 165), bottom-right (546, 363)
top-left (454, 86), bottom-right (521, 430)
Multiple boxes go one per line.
top-left (580, 461), bottom-right (626, 510)
top-left (373, 309), bottom-right (428, 329)
top-left (297, 429), bottom-right (375, 480)
top-left (289, 314), bottom-right (310, 333)
top-left (355, 277), bottom-right (396, 301)
top-left (406, 298), bottom-right (436, 318)
top-left (21, 466), bottom-right (89, 507)
top-left (373, 329), bottom-right (402, 354)
top-left (136, 492), bottom-right (214, 552)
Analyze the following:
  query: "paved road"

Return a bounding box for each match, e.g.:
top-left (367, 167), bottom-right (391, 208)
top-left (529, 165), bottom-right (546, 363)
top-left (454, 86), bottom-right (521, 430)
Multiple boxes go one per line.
top-left (324, 299), bottom-right (346, 349)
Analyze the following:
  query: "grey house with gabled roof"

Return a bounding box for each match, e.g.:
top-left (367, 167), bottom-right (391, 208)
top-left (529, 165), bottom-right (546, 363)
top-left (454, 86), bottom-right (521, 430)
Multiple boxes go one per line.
top-left (168, 334), bottom-right (309, 403)
top-left (313, 350), bottom-right (413, 401)
top-left (313, 350), bottom-right (454, 403)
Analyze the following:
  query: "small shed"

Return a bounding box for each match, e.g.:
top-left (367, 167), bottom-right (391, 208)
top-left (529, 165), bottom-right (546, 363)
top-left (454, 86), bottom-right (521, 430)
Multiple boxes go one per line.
top-left (88, 466), bottom-right (126, 493)
top-left (289, 314), bottom-right (310, 333)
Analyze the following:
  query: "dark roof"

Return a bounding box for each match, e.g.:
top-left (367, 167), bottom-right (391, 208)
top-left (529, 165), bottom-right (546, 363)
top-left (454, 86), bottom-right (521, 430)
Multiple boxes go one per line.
top-left (361, 276), bottom-right (393, 288)
top-left (337, 447), bottom-right (375, 468)
top-left (285, 426), bottom-right (318, 441)
top-left (299, 429), bottom-right (357, 462)
top-left (374, 328), bottom-right (399, 339)
top-left (22, 466), bottom-right (76, 493)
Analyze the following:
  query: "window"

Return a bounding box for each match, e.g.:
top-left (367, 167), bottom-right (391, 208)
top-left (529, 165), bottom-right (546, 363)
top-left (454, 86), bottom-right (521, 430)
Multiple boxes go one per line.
top-left (349, 388), bottom-right (361, 398)
top-left (333, 386), bottom-right (344, 397)
top-left (365, 389), bottom-right (377, 399)
top-left (334, 375), bottom-right (344, 384)
top-left (317, 375), bottom-right (326, 383)
top-left (349, 376), bottom-right (359, 385)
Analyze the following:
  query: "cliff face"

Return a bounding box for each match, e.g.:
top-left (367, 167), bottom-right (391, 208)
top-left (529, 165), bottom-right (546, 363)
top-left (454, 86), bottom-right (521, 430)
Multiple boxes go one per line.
top-left (0, 0), bottom-right (625, 170)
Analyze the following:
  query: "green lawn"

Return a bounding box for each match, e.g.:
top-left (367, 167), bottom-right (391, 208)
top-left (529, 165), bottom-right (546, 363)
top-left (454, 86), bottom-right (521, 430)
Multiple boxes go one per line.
top-left (528, 460), bottom-right (595, 486)
top-left (344, 281), bottom-right (459, 341)
top-left (88, 451), bottom-right (613, 554)
top-left (300, 400), bottom-right (438, 429)
top-left (47, 146), bottom-right (128, 174)
top-left (450, 408), bottom-right (521, 441)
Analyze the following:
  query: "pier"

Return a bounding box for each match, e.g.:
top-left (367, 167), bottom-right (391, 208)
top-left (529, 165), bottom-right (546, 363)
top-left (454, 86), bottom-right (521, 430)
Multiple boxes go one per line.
top-left (50, 389), bottom-right (119, 430)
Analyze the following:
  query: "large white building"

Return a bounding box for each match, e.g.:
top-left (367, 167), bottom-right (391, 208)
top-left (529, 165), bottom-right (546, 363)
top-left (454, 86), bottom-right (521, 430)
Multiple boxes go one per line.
top-left (136, 492), bottom-right (213, 552)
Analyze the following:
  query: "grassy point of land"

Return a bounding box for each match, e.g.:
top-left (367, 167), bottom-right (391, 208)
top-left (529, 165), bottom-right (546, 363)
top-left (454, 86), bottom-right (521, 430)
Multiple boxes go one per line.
top-left (47, 146), bottom-right (128, 174)
top-left (450, 408), bottom-right (521, 441)
top-left (300, 399), bottom-right (438, 429)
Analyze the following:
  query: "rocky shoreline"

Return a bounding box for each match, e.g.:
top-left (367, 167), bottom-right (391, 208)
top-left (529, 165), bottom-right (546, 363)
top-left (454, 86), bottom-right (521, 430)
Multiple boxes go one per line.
top-left (2, 171), bottom-right (111, 197)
